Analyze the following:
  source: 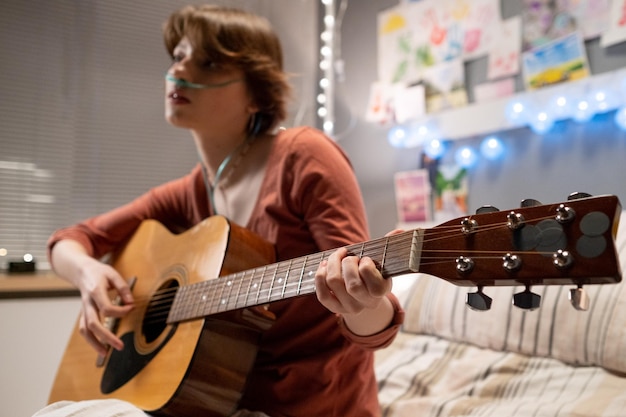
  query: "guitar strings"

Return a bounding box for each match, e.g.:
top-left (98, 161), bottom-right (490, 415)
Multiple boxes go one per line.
top-left (129, 213), bottom-right (566, 326)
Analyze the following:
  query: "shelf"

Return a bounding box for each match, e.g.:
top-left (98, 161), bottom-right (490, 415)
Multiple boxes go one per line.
top-left (0, 273), bottom-right (79, 299)
top-left (425, 69), bottom-right (624, 140)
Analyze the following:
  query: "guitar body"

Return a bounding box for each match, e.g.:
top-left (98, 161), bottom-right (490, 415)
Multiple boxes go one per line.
top-left (49, 216), bottom-right (276, 417)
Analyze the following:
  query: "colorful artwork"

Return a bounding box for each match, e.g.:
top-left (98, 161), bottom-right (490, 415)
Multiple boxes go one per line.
top-left (394, 169), bottom-right (432, 223)
top-left (521, 0), bottom-right (609, 51)
top-left (364, 82), bottom-right (425, 125)
top-left (378, 0), bottom-right (502, 85)
top-left (364, 82), bottom-right (395, 125)
top-left (522, 32), bottom-right (590, 91)
top-left (487, 16), bottom-right (522, 80)
top-left (600, 0), bottom-right (626, 47)
top-left (393, 84), bottom-right (426, 123)
top-left (559, 0), bottom-right (611, 40)
top-left (434, 164), bottom-right (468, 221)
top-left (521, 0), bottom-right (577, 51)
top-left (421, 59), bottom-right (468, 113)
top-left (473, 77), bottom-right (515, 103)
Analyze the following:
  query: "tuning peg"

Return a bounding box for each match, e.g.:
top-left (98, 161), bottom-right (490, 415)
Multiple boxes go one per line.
top-left (520, 198), bottom-right (542, 208)
top-left (476, 205), bottom-right (499, 214)
top-left (513, 286), bottom-right (541, 310)
top-left (466, 286), bottom-right (492, 311)
top-left (567, 192), bottom-right (592, 201)
top-left (569, 285), bottom-right (590, 311)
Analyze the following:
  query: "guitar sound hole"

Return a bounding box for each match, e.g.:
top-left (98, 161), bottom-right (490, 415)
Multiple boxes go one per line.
top-left (142, 279), bottom-right (179, 343)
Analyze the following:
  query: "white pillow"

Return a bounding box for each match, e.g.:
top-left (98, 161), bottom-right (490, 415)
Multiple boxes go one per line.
top-left (401, 211), bottom-right (626, 374)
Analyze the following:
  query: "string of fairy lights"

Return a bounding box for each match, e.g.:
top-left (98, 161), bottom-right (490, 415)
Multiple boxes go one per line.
top-left (389, 67), bottom-right (626, 168)
top-left (318, 0), bottom-right (336, 137)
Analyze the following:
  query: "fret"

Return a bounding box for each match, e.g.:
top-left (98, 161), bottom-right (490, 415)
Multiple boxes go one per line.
top-left (255, 264), bottom-right (269, 305)
top-left (282, 260), bottom-right (293, 300)
top-left (268, 260), bottom-right (287, 302)
top-left (183, 285), bottom-right (191, 319)
top-left (196, 282), bottom-right (207, 316)
top-left (169, 286), bottom-right (183, 322)
top-left (196, 281), bottom-right (208, 316)
top-left (244, 266), bottom-right (260, 308)
top-left (292, 256), bottom-right (308, 298)
top-left (207, 279), bottom-right (219, 316)
top-left (380, 237), bottom-right (389, 271)
top-left (281, 258), bottom-right (295, 298)
top-left (223, 274), bottom-right (235, 311)
top-left (234, 270), bottom-right (245, 309)
top-left (188, 284), bottom-right (199, 319)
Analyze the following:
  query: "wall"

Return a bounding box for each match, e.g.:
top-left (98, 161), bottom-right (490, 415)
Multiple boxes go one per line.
top-left (334, 1), bottom-right (626, 238)
top-left (0, 297), bottom-right (81, 417)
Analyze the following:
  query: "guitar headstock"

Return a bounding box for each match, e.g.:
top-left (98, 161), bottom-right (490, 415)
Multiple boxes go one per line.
top-left (418, 193), bottom-right (622, 311)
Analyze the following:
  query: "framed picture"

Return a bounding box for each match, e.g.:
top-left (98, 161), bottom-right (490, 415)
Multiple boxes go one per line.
top-left (394, 169), bottom-right (432, 223)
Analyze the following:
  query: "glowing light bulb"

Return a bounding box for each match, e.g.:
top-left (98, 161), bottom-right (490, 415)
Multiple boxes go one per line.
top-left (573, 99), bottom-right (595, 123)
top-left (388, 126), bottom-right (408, 148)
top-left (550, 94), bottom-right (572, 119)
top-left (505, 99), bottom-right (528, 123)
top-left (529, 110), bottom-right (555, 134)
top-left (424, 139), bottom-right (446, 159)
top-left (480, 136), bottom-right (504, 160)
top-left (455, 146), bottom-right (478, 168)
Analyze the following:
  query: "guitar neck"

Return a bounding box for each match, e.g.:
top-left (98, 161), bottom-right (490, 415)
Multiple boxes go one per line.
top-left (167, 230), bottom-right (424, 323)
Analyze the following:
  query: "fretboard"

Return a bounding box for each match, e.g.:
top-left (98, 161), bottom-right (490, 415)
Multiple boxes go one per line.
top-left (167, 229), bottom-right (423, 323)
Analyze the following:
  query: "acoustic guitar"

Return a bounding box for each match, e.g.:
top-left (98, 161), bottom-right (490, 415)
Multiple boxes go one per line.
top-left (48, 194), bottom-right (622, 416)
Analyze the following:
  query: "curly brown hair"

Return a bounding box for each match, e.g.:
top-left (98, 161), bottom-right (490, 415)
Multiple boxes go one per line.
top-left (163, 5), bottom-right (292, 134)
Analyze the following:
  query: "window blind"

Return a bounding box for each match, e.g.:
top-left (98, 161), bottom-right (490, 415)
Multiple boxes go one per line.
top-left (0, 0), bottom-right (316, 271)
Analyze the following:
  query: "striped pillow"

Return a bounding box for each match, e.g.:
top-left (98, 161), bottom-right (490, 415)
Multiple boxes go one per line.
top-left (401, 211), bottom-right (626, 374)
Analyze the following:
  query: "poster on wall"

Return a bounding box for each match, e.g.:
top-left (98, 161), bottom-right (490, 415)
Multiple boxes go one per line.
top-left (364, 82), bottom-right (395, 125)
top-left (561, 0), bottom-right (611, 40)
top-left (377, 0), bottom-right (502, 85)
top-left (364, 82), bottom-right (425, 125)
top-left (521, 0), bottom-right (610, 51)
top-left (421, 59), bottom-right (468, 113)
top-left (473, 77), bottom-right (515, 103)
top-left (394, 169), bottom-right (432, 224)
top-left (522, 0), bottom-right (576, 51)
top-left (600, 0), bottom-right (626, 47)
top-left (487, 16), bottom-right (522, 80)
top-left (521, 32), bottom-right (590, 91)
top-left (434, 164), bottom-right (468, 222)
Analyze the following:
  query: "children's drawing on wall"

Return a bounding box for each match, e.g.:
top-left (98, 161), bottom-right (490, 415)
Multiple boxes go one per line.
top-left (434, 164), bottom-right (468, 221)
top-left (487, 16), bottom-right (522, 80)
top-left (521, 0), bottom-right (577, 51)
top-left (364, 82), bottom-right (395, 126)
top-left (473, 77), bottom-right (515, 103)
top-left (421, 59), bottom-right (468, 113)
top-left (521, 0), bottom-right (610, 52)
top-left (559, 0), bottom-right (611, 40)
top-left (377, 0), bottom-right (502, 85)
top-left (365, 82), bottom-right (425, 126)
top-left (394, 169), bottom-right (432, 223)
top-left (522, 31), bottom-right (589, 90)
top-left (601, 0), bottom-right (626, 47)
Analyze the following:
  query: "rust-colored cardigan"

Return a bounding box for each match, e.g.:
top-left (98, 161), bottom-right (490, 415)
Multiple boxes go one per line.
top-left (48, 126), bottom-right (404, 417)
